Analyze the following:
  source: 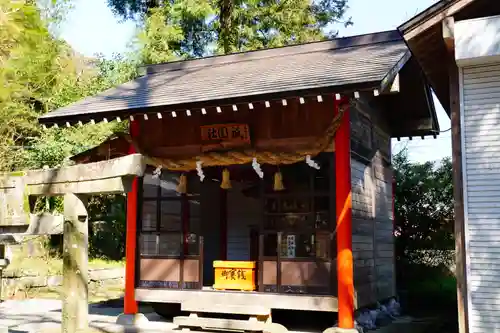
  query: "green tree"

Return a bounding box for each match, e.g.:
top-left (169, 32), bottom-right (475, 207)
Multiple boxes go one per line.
top-left (213, 0), bottom-right (352, 54)
top-left (136, 1), bottom-right (214, 62)
top-left (111, 0), bottom-right (352, 61)
top-left (393, 148), bottom-right (454, 267)
top-left (1, 0), bottom-right (139, 171)
top-left (23, 54), bottom-right (137, 170)
top-left (0, 1), bottom-right (139, 261)
top-left (0, 0), bottom-right (69, 170)
top-left (393, 149), bottom-right (457, 320)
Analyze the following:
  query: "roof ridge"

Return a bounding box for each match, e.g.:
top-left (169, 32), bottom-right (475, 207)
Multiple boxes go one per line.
top-left (145, 30), bottom-right (402, 75)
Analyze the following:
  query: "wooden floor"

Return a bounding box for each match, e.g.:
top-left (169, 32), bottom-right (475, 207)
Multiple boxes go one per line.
top-left (135, 288), bottom-right (339, 313)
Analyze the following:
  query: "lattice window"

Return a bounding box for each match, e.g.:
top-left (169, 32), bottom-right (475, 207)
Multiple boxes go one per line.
top-left (159, 233), bottom-right (182, 256)
top-left (140, 168), bottom-right (201, 257)
top-left (140, 234), bottom-right (157, 255)
top-left (142, 201), bottom-right (157, 231)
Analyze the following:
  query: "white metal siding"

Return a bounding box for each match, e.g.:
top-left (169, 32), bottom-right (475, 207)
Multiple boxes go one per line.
top-left (462, 64), bottom-right (500, 333)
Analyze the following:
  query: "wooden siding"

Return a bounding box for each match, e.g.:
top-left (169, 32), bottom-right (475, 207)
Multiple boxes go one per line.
top-left (138, 97), bottom-right (337, 159)
top-left (227, 182), bottom-right (261, 261)
top-left (461, 64), bottom-right (500, 333)
top-left (350, 98), bottom-right (395, 308)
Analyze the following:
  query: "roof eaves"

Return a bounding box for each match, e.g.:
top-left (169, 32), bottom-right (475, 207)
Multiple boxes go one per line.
top-left (398, 0), bottom-right (455, 33)
top-left (398, 0), bottom-right (480, 40)
top-left (379, 50), bottom-right (412, 93)
top-left (38, 80), bottom-right (383, 126)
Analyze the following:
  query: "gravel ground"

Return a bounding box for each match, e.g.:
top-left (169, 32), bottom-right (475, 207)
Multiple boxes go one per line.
top-left (0, 299), bottom-right (176, 332)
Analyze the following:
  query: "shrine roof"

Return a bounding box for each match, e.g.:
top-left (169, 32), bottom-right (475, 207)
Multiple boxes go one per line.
top-left (39, 30), bottom-right (410, 126)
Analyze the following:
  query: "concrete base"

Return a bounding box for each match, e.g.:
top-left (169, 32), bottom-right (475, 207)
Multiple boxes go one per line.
top-left (323, 328), bottom-right (359, 333)
top-left (116, 313), bottom-right (149, 326)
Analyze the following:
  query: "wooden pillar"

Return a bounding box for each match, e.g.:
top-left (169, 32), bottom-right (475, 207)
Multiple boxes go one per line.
top-left (443, 17), bottom-right (469, 333)
top-left (62, 193), bottom-right (88, 333)
top-left (220, 189), bottom-right (227, 260)
top-left (392, 177), bottom-right (396, 229)
top-left (0, 245), bottom-right (4, 302)
top-left (124, 119), bottom-right (140, 314)
top-left (180, 193), bottom-right (190, 288)
top-left (334, 98), bottom-right (354, 329)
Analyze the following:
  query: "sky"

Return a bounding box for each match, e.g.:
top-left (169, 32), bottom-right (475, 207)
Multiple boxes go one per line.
top-left (59, 0), bottom-right (451, 164)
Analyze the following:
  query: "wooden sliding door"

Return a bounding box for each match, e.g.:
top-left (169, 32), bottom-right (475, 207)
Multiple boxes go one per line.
top-left (258, 153), bottom-right (337, 295)
top-left (137, 169), bottom-right (203, 290)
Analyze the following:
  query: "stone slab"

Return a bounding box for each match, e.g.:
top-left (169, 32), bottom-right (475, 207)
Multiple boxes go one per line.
top-left (116, 313), bottom-right (149, 326)
top-left (90, 267), bottom-right (125, 281)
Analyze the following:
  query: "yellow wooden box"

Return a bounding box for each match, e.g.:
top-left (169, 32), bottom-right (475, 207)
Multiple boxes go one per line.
top-left (213, 261), bottom-right (256, 291)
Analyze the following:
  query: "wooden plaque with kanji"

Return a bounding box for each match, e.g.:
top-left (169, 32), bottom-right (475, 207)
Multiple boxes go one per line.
top-left (200, 123), bottom-right (251, 152)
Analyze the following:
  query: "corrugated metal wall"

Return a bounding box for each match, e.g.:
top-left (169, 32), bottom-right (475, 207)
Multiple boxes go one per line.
top-left (461, 64), bottom-right (500, 333)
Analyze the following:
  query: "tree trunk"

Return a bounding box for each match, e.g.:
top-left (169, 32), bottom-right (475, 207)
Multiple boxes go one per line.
top-left (219, 0), bottom-right (233, 54)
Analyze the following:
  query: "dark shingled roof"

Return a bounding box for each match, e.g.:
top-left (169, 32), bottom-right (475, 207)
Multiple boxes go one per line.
top-left (39, 30), bottom-right (410, 125)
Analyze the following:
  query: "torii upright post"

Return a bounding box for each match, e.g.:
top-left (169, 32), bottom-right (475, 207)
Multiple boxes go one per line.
top-left (62, 194), bottom-right (89, 332)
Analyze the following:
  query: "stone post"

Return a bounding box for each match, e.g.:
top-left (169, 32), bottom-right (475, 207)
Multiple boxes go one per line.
top-left (62, 193), bottom-right (88, 333)
top-left (0, 245), bottom-right (4, 302)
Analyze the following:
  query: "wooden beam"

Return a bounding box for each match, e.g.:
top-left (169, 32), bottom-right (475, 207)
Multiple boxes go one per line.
top-left (389, 73), bottom-right (400, 93)
top-left (0, 235), bottom-right (21, 244)
top-left (0, 213), bottom-right (63, 232)
top-left (335, 98), bottom-right (355, 329)
top-left (62, 193), bottom-right (89, 332)
top-left (28, 176), bottom-right (136, 196)
top-left (25, 214), bottom-right (64, 234)
top-left (379, 51), bottom-right (411, 94)
top-left (443, 16), bottom-right (469, 333)
top-left (151, 137), bottom-right (335, 158)
top-left (124, 120), bottom-right (140, 316)
top-left (442, 16), bottom-right (455, 50)
top-left (404, 0), bottom-right (477, 40)
top-left (0, 153), bottom-right (146, 196)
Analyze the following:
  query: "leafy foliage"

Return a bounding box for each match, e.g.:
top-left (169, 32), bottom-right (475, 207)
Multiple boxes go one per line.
top-left (137, 1), bottom-right (214, 62)
top-left (0, 1), bottom-right (139, 260)
top-left (0, 1), bottom-right (138, 172)
top-left (88, 195), bottom-right (127, 260)
top-left (115, 0), bottom-right (352, 61)
top-left (393, 149), bottom-right (456, 318)
top-left (1, 0), bottom-right (353, 261)
top-left (394, 148), bottom-right (454, 265)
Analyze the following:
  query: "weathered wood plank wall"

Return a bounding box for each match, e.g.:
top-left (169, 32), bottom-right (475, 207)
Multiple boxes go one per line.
top-left (137, 97), bottom-right (336, 158)
top-left (350, 97), bottom-right (395, 308)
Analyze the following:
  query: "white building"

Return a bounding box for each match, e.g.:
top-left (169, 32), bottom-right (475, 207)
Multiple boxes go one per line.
top-left (400, 1), bottom-right (500, 333)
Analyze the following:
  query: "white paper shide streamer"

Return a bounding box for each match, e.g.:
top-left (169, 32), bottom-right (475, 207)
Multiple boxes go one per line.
top-left (306, 155), bottom-right (320, 170)
top-left (196, 161), bottom-right (205, 182)
top-left (252, 158), bottom-right (264, 179)
top-left (152, 165), bottom-right (162, 179)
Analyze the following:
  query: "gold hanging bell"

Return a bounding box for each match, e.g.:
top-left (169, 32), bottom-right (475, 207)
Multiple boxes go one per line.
top-left (176, 174), bottom-right (187, 194)
top-left (273, 170), bottom-right (285, 191)
top-left (220, 168), bottom-right (232, 189)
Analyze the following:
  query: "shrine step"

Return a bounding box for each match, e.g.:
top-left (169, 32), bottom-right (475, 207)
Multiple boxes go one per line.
top-left (181, 302), bottom-right (270, 316)
top-left (174, 315), bottom-right (287, 333)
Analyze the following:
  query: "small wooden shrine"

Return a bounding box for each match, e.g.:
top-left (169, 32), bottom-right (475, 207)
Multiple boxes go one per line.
top-left (39, 30), bottom-right (440, 332)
